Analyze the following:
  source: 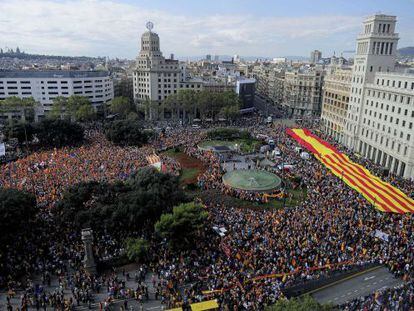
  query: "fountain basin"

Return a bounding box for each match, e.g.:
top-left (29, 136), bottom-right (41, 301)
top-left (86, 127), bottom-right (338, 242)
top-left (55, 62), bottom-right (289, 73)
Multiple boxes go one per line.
top-left (222, 169), bottom-right (282, 192)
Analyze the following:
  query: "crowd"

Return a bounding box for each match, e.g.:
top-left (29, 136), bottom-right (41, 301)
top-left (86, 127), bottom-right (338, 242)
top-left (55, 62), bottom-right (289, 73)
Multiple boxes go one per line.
top-left (1, 118), bottom-right (414, 310)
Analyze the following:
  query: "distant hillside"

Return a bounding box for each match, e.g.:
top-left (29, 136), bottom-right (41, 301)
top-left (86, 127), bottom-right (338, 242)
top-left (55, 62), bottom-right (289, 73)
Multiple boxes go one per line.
top-left (397, 47), bottom-right (414, 56)
top-left (0, 51), bottom-right (104, 61)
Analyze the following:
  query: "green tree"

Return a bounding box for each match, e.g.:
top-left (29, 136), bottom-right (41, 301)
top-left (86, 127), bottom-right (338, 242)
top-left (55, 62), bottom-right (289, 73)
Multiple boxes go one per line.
top-left (49, 97), bottom-right (68, 120)
top-left (155, 202), bottom-right (208, 249)
top-left (75, 103), bottom-right (96, 121)
top-left (125, 238), bottom-right (149, 262)
top-left (0, 96), bottom-right (36, 123)
top-left (105, 120), bottom-right (148, 147)
top-left (57, 168), bottom-right (186, 232)
top-left (265, 295), bottom-right (333, 311)
top-left (0, 188), bottom-right (37, 242)
top-left (34, 119), bottom-right (84, 148)
top-left (109, 97), bottom-right (135, 118)
top-left (66, 95), bottom-right (95, 121)
top-left (4, 121), bottom-right (35, 144)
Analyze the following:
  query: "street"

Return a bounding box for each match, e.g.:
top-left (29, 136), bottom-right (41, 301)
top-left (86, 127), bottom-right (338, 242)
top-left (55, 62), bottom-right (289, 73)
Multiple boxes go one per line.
top-left (311, 266), bottom-right (405, 306)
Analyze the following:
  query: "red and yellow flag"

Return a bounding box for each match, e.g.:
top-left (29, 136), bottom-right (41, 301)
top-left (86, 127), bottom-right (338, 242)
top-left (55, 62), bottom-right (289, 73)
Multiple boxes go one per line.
top-left (287, 128), bottom-right (414, 213)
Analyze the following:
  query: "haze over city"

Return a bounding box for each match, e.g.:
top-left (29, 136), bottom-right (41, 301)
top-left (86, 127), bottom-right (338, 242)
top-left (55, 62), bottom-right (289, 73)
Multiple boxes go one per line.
top-left (1, 0), bottom-right (414, 58)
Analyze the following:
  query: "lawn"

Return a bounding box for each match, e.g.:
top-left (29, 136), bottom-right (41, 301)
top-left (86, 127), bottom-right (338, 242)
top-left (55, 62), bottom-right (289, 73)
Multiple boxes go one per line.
top-left (198, 138), bottom-right (262, 154)
top-left (162, 148), bottom-right (204, 185)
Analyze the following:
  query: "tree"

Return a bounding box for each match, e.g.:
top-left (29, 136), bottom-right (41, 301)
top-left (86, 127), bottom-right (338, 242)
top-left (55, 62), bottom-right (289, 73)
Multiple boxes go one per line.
top-left (125, 238), bottom-right (149, 262)
top-left (155, 202), bottom-right (208, 249)
top-left (114, 168), bottom-right (187, 227)
top-left (4, 121), bottom-right (35, 144)
top-left (105, 120), bottom-right (148, 147)
top-left (34, 119), bottom-right (84, 148)
top-left (49, 97), bottom-right (68, 120)
top-left (0, 96), bottom-right (36, 123)
top-left (57, 168), bottom-right (186, 232)
top-left (0, 188), bottom-right (37, 242)
top-left (56, 181), bottom-right (125, 229)
top-left (75, 103), bottom-right (96, 121)
top-left (109, 97), bottom-right (135, 118)
top-left (66, 95), bottom-right (95, 121)
top-left (265, 295), bottom-right (333, 311)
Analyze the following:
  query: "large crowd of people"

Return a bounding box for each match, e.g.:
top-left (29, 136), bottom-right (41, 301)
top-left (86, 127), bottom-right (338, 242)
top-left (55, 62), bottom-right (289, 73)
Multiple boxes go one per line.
top-left (1, 117), bottom-right (414, 310)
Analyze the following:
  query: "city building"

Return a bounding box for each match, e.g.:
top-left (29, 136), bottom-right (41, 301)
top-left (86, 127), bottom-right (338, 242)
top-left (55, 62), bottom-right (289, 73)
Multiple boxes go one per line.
top-left (133, 22), bottom-right (181, 105)
top-left (268, 69), bottom-right (285, 105)
top-left (321, 66), bottom-right (352, 141)
top-left (283, 69), bottom-right (324, 117)
top-left (343, 14), bottom-right (414, 178)
top-left (310, 50), bottom-right (322, 63)
top-left (236, 78), bottom-right (256, 109)
top-left (0, 70), bottom-right (113, 121)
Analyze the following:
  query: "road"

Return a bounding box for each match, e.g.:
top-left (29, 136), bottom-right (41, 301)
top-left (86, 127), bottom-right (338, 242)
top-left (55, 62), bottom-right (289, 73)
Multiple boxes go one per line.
top-left (310, 266), bottom-right (404, 306)
top-left (0, 267), bottom-right (163, 311)
top-left (254, 95), bottom-right (285, 118)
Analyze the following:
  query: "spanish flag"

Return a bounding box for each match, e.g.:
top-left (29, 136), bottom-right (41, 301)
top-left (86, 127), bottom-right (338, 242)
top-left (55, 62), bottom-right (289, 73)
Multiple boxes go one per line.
top-left (287, 128), bottom-right (414, 213)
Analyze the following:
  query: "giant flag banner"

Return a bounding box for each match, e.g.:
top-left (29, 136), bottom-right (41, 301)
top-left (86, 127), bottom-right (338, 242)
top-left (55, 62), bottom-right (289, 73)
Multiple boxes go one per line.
top-left (287, 128), bottom-right (414, 213)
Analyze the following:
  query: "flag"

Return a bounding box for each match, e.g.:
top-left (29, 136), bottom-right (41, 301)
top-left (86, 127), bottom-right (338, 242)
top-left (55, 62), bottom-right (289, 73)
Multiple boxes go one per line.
top-left (287, 128), bottom-right (414, 213)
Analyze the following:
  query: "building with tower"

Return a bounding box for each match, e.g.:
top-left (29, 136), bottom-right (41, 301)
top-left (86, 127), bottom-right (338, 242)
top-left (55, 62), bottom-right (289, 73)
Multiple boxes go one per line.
top-left (133, 21), bottom-right (181, 117)
top-left (341, 14), bottom-right (414, 178)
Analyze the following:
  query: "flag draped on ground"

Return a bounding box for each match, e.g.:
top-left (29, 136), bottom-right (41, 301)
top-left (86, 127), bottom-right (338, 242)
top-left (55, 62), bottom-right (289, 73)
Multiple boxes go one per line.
top-left (287, 128), bottom-right (414, 213)
top-left (146, 154), bottom-right (162, 171)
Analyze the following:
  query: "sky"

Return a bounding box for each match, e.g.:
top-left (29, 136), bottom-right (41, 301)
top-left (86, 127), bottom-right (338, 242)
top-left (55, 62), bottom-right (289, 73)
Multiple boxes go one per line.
top-left (0, 0), bottom-right (413, 59)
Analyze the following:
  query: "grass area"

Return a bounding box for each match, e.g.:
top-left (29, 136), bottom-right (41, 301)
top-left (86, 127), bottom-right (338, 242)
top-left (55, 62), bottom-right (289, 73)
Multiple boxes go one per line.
top-left (234, 138), bottom-right (262, 153)
top-left (199, 138), bottom-right (262, 154)
top-left (179, 167), bottom-right (199, 184)
top-left (162, 148), bottom-right (204, 185)
top-left (164, 148), bottom-right (306, 210)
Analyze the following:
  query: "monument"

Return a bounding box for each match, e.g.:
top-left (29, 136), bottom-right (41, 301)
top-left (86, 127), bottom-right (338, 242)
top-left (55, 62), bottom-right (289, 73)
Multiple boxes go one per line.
top-left (81, 228), bottom-right (97, 274)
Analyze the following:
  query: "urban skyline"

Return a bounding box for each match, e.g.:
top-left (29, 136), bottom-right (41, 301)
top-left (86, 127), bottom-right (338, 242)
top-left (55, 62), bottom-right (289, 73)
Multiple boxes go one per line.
top-left (1, 0), bottom-right (413, 59)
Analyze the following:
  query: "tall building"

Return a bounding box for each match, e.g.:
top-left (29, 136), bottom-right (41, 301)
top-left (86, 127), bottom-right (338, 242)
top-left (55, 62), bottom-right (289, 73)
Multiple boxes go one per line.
top-left (0, 70), bottom-right (113, 122)
top-left (321, 66), bottom-right (352, 141)
top-left (206, 54), bottom-right (212, 61)
top-left (310, 50), bottom-right (322, 63)
top-left (268, 69), bottom-right (285, 105)
top-left (343, 14), bottom-right (414, 178)
top-left (133, 22), bottom-right (181, 115)
top-left (283, 69), bottom-right (324, 117)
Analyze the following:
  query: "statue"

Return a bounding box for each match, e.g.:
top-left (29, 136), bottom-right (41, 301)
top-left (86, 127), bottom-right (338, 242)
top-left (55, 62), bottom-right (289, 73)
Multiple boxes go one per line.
top-left (81, 228), bottom-right (97, 274)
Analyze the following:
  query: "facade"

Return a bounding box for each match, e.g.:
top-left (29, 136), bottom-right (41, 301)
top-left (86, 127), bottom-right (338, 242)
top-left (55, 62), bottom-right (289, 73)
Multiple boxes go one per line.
top-left (321, 66), bottom-right (352, 141)
top-left (235, 78), bottom-right (256, 109)
top-left (283, 69), bottom-right (324, 117)
top-left (268, 69), bottom-right (285, 105)
top-left (310, 50), bottom-right (322, 63)
top-left (114, 75), bottom-right (134, 103)
top-left (0, 70), bottom-right (113, 121)
top-left (343, 14), bottom-right (414, 178)
top-left (133, 26), bottom-right (181, 105)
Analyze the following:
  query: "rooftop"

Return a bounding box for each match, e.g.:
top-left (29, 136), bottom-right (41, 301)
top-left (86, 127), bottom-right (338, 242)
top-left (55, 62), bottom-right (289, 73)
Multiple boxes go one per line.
top-left (0, 70), bottom-right (110, 79)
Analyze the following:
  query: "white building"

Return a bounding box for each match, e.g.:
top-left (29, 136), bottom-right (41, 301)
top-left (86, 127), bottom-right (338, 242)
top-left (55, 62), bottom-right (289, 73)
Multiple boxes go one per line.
top-left (133, 22), bottom-right (181, 105)
top-left (343, 14), bottom-right (414, 178)
top-left (0, 70), bottom-right (113, 120)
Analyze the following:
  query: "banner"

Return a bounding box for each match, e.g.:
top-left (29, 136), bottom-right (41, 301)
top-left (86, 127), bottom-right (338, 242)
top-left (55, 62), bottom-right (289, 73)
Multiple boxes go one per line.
top-left (146, 154), bottom-right (161, 171)
top-left (287, 128), bottom-right (414, 213)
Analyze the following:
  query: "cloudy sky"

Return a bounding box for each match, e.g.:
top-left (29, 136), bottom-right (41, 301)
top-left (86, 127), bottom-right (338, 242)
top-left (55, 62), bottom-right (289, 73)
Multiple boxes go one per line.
top-left (1, 0), bottom-right (413, 59)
